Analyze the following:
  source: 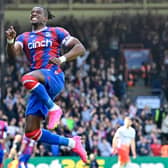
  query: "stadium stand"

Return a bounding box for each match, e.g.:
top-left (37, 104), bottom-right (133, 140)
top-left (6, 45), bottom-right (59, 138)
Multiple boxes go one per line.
top-left (1, 13), bottom-right (168, 158)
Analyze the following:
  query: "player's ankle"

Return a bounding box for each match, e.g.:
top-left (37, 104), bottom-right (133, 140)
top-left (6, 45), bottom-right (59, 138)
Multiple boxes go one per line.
top-left (49, 104), bottom-right (60, 111)
top-left (68, 138), bottom-right (75, 148)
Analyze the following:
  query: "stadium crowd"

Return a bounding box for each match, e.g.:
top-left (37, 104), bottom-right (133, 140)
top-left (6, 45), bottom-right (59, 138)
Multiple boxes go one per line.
top-left (1, 14), bottom-right (168, 159)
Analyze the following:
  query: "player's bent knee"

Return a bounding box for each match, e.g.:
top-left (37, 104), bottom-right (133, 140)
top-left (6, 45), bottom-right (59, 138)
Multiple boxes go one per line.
top-left (25, 128), bottom-right (42, 141)
top-left (21, 75), bottom-right (39, 90)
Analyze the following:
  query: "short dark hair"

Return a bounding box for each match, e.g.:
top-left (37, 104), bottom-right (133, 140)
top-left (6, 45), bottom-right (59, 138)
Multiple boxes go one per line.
top-left (33, 6), bottom-right (55, 20)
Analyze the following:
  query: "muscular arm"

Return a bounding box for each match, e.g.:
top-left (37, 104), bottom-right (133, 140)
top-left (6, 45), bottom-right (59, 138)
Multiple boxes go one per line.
top-left (6, 26), bottom-right (22, 59)
top-left (63, 37), bottom-right (86, 62)
top-left (7, 43), bottom-right (22, 59)
top-left (49, 36), bottom-right (86, 65)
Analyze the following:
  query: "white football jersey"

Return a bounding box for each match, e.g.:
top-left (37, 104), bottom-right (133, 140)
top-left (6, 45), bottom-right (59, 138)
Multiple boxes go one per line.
top-left (115, 126), bottom-right (135, 147)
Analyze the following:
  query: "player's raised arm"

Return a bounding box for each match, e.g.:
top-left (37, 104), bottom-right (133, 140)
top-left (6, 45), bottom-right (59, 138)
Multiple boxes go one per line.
top-left (49, 36), bottom-right (86, 65)
top-left (5, 26), bottom-right (22, 59)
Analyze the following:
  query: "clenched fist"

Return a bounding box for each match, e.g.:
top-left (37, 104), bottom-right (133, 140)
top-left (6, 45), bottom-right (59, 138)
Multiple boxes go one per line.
top-left (5, 26), bottom-right (16, 40)
top-left (49, 57), bottom-right (62, 65)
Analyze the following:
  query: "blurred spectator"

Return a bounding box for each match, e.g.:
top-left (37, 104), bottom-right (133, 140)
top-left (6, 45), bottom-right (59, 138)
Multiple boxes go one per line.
top-left (7, 118), bottom-right (20, 138)
top-left (81, 106), bottom-right (96, 123)
top-left (128, 103), bottom-right (137, 118)
top-left (150, 138), bottom-right (161, 156)
top-left (89, 153), bottom-right (99, 168)
top-left (98, 137), bottom-right (112, 156)
top-left (154, 104), bottom-right (168, 129)
top-left (161, 113), bottom-right (168, 145)
top-left (161, 145), bottom-right (168, 157)
top-left (36, 144), bottom-right (51, 156)
top-left (140, 62), bottom-right (151, 86)
top-left (137, 136), bottom-right (150, 156)
top-left (144, 119), bottom-right (157, 135)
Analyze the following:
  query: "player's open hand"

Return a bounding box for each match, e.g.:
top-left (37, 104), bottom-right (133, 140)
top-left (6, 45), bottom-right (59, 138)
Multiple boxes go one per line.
top-left (5, 26), bottom-right (16, 40)
top-left (49, 57), bottom-right (61, 65)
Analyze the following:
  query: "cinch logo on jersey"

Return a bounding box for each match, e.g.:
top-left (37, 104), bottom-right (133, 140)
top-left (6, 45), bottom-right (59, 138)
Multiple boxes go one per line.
top-left (28, 39), bottom-right (53, 49)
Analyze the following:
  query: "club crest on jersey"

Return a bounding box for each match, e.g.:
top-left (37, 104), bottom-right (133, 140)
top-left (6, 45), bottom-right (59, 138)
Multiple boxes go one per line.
top-left (46, 32), bottom-right (51, 37)
top-left (28, 39), bottom-right (53, 49)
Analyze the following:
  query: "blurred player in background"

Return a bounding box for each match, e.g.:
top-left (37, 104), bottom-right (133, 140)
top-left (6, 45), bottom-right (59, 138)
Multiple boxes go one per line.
top-left (8, 134), bottom-right (36, 168)
top-left (6, 6), bottom-right (87, 163)
top-left (8, 134), bottom-right (22, 160)
top-left (0, 117), bottom-right (8, 168)
top-left (112, 117), bottom-right (136, 168)
top-left (17, 135), bottom-right (36, 168)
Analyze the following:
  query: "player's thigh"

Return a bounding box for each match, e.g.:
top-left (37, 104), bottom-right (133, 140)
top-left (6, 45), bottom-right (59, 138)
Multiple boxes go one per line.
top-left (0, 148), bottom-right (4, 166)
top-left (0, 150), bottom-right (4, 164)
top-left (25, 70), bottom-right (45, 83)
top-left (40, 69), bottom-right (65, 99)
top-left (118, 147), bottom-right (130, 165)
top-left (25, 115), bottom-right (42, 132)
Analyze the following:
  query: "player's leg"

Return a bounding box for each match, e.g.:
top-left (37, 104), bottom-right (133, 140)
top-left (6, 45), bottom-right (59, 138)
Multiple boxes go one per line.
top-left (125, 162), bottom-right (132, 168)
top-left (118, 146), bottom-right (129, 168)
top-left (21, 70), bottom-right (58, 110)
top-left (21, 69), bottom-right (62, 129)
top-left (23, 154), bottom-right (31, 168)
top-left (18, 161), bottom-right (25, 168)
top-left (118, 160), bottom-right (129, 168)
top-left (0, 146), bottom-right (4, 168)
top-left (37, 68), bottom-right (65, 130)
top-left (25, 115), bottom-right (87, 163)
top-left (117, 160), bottom-right (124, 168)
top-left (18, 155), bottom-right (24, 168)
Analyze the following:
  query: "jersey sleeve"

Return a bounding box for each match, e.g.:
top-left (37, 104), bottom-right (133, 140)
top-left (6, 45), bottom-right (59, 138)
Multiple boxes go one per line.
top-left (15, 34), bottom-right (24, 48)
top-left (55, 27), bottom-right (71, 46)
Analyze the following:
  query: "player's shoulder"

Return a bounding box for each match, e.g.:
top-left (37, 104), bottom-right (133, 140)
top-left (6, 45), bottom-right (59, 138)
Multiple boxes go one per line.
top-left (17, 32), bottom-right (31, 38)
top-left (55, 26), bottom-right (67, 30)
top-left (20, 31), bottom-right (31, 35)
top-left (55, 26), bottom-right (69, 34)
top-left (129, 126), bottom-right (136, 133)
top-left (116, 126), bottom-right (124, 132)
top-left (47, 26), bottom-right (68, 33)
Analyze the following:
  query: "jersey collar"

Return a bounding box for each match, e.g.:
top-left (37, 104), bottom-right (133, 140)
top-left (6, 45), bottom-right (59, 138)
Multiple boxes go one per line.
top-left (32, 26), bottom-right (48, 33)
